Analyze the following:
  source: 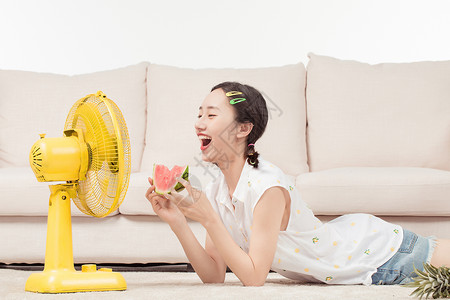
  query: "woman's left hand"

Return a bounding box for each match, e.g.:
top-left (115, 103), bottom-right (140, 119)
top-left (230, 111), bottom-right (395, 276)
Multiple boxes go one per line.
top-left (163, 177), bottom-right (216, 226)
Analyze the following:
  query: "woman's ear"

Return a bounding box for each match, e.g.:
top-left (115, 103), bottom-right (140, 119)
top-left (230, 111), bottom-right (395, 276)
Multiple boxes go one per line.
top-left (237, 122), bottom-right (253, 139)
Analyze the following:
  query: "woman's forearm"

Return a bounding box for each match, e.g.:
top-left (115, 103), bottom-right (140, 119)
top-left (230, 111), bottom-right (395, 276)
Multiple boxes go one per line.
top-left (171, 222), bottom-right (225, 283)
top-left (203, 214), bottom-right (267, 286)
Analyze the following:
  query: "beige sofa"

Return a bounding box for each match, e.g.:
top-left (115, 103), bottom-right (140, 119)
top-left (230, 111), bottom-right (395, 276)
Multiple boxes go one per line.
top-left (1, 53), bottom-right (449, 265)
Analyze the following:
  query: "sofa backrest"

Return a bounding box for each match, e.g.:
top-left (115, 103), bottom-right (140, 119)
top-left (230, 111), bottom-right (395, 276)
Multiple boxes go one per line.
top-left (2, 55), bottom-right (449, 178)
top-left (306, 53), bottom-right (450, 172)
top-left (0, 63), bottom-right (148, 172)
top-left (140, 63), bottom-right (309, 179)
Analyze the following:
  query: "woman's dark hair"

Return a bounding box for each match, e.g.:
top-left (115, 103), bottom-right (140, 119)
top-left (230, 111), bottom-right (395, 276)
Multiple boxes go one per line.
top-left (211, 81), bottom-right (268, 168)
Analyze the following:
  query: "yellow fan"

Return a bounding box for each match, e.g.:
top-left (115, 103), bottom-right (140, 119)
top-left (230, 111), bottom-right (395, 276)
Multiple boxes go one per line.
top-left (25, 91), bottom-right (131, 293)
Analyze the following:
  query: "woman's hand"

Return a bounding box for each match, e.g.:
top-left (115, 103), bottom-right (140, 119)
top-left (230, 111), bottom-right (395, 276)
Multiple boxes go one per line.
top-left (145, 177), bottom-right (187, 229)
top-left (163, 177), bottom-right (216, 227)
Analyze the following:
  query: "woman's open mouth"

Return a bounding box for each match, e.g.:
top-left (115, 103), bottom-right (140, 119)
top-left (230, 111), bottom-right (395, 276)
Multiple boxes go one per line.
top-left (199, 135), bottom-right (212, 151)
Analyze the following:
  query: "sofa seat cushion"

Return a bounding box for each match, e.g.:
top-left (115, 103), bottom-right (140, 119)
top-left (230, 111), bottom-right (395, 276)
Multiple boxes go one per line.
top-left (141, 63), bottom-right (308, 177)
top-left (297, 167), bottom-right (450, 216)
top-left (0, 167), bottom-right (118, 217)
top-left (0, 63), bottom-right (148, 172)
top-left (0, 215), bottom-right (206, 264)
top-left (0, 215), bottom-right (448, 264)
top-left (305, 53), bottom-right (450, 172)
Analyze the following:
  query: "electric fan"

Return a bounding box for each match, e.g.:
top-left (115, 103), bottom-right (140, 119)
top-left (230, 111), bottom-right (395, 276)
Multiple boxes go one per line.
top-left (25, 91), bottom-right (131, 293)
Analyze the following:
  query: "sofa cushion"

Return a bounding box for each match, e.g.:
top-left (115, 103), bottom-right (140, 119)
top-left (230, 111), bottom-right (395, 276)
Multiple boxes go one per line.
top-left (0, 63), bottom-right (148, 172)
top-left (140, 63), bottom-right (308, 177)
top-left (0, 215), bottom-right (206, 264)
top-left (297, 167), bottom-right (450, 216)
top-left (0, 167), bottom-right (118, 216)
top-left (306, 53), bottom-right (450, 172)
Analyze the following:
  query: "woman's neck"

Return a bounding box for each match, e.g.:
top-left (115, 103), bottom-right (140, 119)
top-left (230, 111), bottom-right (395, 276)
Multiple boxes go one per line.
top-left (219, 156), bottom-right (246, 198)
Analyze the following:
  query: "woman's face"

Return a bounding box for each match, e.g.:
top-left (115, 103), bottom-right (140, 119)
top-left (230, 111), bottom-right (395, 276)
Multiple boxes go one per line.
top-left (195, 89), bottom-right (241, 166)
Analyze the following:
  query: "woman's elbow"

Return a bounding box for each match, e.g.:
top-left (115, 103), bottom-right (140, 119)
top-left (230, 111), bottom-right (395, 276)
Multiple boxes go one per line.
top-left (242, 276), bottom-right (266, 287)
top-left (201, 274), bottom-right (225, 284)
top-left (202, 278), bottom-right (225, 284)
top-left (243, 281), bottom-right (265, 287)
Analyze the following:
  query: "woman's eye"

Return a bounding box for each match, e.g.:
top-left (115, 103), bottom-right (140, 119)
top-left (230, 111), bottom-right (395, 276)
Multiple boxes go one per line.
top-left (197, 114), bottom-right (216, 118)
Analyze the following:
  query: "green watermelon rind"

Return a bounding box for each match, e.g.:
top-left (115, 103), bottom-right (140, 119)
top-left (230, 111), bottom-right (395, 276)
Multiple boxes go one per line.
top-left (152, 164), bottom-right (189, 195)
top-left (174, 165), bottom-right (189, 192)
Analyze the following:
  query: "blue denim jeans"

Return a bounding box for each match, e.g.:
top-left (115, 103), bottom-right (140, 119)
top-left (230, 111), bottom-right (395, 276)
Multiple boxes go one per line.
top-left (371, 229), bottom-right (437, 285)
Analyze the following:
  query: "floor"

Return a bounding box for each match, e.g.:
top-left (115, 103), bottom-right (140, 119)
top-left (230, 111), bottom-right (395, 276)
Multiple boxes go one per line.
top-left (0, 264), bottom-right (421, 300)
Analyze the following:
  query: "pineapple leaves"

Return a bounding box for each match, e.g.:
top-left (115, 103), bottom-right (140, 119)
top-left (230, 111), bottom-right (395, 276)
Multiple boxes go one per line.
top-left (403, 263), bottom-right (450, 299)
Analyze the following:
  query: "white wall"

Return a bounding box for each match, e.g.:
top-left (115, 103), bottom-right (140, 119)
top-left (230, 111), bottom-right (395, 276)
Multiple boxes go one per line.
top-left (1, 0), bottom-right (449, 75)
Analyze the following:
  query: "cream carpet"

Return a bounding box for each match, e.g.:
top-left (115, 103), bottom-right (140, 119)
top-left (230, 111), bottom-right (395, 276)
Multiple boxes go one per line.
top-left (0, 269), bottom-right (419, 300)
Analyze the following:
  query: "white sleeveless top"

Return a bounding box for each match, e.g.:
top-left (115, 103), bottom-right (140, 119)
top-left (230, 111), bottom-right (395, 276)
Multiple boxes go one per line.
top-left (205, 157), bottom-right (403, 285)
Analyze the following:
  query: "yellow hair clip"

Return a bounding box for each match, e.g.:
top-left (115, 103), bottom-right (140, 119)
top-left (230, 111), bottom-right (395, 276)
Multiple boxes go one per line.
top-left (225, 91), bottom-right (243, 97)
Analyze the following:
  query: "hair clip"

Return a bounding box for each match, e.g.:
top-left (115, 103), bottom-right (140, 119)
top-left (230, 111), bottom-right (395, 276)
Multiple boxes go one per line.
top-left (225, 91), bottom-right (243, 97)
top-left (248, 143), bottom-right (255, 147)
top-left (229, 98), bottom-right (246, 105)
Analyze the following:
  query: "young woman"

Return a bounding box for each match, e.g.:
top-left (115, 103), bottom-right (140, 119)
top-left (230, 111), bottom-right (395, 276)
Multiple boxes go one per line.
top-left (145, 82), bottom-right (450, 286)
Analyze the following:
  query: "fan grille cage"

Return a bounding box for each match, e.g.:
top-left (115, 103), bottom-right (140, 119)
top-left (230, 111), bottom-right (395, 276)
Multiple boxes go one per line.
top-left (64, 94), bottom-right (131, 217)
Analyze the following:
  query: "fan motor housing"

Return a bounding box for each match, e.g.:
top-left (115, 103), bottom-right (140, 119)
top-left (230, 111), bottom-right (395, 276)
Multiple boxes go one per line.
top-left (30, 134), bottom-right (83, 182)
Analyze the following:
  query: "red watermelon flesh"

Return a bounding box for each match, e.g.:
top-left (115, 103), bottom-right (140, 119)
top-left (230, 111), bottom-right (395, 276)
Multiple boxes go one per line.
top-left (153, 164), bottom-right (189, 194)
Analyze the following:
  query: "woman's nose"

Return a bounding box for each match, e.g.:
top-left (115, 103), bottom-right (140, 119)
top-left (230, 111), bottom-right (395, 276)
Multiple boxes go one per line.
top-left (195, 117), bottom-right (206, 131)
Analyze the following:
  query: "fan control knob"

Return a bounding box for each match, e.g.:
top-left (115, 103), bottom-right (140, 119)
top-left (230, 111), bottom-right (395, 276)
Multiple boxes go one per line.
top-left (81, 264), bottom-right (97, 272)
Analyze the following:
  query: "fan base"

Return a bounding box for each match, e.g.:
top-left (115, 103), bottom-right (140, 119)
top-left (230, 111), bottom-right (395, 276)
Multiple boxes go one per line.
top-left (25, 268), bottom-right (127, 293)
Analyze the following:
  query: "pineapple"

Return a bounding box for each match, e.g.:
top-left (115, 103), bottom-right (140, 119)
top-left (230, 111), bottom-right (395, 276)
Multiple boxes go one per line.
top-left (404, 263), bottom-right (450, 299)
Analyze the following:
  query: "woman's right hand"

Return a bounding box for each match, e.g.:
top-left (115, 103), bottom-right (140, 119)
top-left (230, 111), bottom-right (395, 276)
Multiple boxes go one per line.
top-left (145, 177), bottom-right (187, 229)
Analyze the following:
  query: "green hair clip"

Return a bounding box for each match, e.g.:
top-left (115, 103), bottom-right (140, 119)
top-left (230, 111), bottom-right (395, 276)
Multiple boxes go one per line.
top-left (229, 97), bottom-right (246, 105)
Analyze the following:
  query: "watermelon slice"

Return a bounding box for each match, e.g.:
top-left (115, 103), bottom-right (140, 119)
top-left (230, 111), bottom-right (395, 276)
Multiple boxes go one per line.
top-left (152, 164), bottom-right (189, 194)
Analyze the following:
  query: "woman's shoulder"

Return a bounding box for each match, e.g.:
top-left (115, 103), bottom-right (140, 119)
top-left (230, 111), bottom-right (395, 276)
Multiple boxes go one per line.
top-left (248, 157), bottom-right (290, 191)
top-left (246, 157), bottom-right (292, 212)
top-left (249, 157), bottom-right (285, 178)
